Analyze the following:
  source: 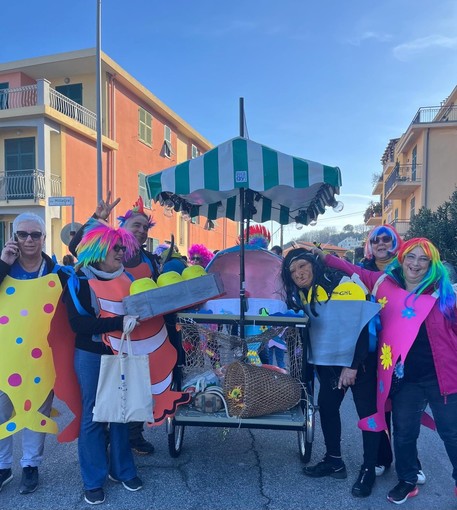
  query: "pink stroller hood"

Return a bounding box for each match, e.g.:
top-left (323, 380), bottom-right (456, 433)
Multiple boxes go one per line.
top-left (206, 245), bottom-right (283, 300)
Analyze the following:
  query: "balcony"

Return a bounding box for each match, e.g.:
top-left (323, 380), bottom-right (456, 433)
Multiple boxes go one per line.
top-left (411, 105), bottom-right (457, 125)
top-left (0, 170), bottom-right (61, 202)
top-left (384, 163), bottom-right (422, 200)
top-left (372, 176), bottom-right (383, 195)
top-left (366, 216), bottom-right (382, 226)
top-left (391, 219), bottom-right (410, 237)
top-left (0, 81), bottom-right (96, 131)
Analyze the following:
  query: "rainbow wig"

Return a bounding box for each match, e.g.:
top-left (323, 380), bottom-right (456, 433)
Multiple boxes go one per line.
top-left (237, 225), bottom-right (271, 249)
top-left (364, 224), bottom-right (402, 260)
top-left (76, 218), bottom-right (139, 267)
top-left (387, 237), bottom-right (456, 322)
top-left (188, 244), bottom-right (214, 268)
top-left (117, 196), bottom-right (155, 229)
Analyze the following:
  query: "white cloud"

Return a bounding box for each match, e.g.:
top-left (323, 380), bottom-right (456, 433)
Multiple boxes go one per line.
top-left (393, 34), bottom-right (457, 61)
top-left (346, 31), bottom-right (392, 46)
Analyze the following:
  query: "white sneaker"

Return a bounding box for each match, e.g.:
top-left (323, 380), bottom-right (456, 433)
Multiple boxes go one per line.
top-left (416, 469), bottom-right (426, 485)
top-left (375, 465), bottom-right (386, 477)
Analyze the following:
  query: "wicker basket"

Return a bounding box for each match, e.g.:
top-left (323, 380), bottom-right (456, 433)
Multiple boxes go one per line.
top-left (223, 361), bottom-right (301, 418)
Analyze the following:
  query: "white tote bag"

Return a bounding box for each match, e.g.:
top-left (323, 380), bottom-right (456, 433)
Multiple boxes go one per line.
top-left (93, 332), bottom-right (154, 423)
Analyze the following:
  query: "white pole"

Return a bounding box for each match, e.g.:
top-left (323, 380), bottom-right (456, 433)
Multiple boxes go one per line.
top-left (96, 0), bottom-right (103, 204)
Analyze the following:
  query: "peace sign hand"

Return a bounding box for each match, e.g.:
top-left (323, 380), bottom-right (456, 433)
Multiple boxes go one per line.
top-left (95, 191), bottom-right (121, 221)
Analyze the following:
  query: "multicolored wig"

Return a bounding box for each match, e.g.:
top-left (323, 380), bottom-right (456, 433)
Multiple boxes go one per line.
top-left (188, 244), bottom-right (214, 268)
top-left (386, 237), bottom-right (456, 322)
top-left (76, 218), bottom-right (139, 267)
top-left (237, 225), bottom-right (271, 249)
top-left (364, 224), bottom-right (402, 260)
top-left (154, 243), bottom-right (170, 257)
top-left (117, 196), bottom-right (155, 229)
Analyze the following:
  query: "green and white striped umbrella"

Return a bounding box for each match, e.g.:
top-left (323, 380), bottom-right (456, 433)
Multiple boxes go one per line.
top-left (146, 137), bottom-right (342, 225)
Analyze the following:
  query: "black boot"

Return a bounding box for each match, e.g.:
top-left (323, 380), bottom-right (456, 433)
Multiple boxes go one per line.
top-left (352, 466), bottom-right (375, 498)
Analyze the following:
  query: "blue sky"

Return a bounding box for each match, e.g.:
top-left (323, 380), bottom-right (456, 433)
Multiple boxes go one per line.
top-left (2, 0), bottom-right (457, 243)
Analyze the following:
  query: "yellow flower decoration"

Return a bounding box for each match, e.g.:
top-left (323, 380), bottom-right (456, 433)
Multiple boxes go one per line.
top-left (378, 296), bottom-right (388, 309)
top-left (380, 343), bottom-right (392, 370)
top-left (228, 387), bottom-right (243, 401)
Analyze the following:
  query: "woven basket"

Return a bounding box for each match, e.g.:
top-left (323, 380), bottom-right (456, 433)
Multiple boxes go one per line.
top-left (223, 361), bottom-right (301, 418)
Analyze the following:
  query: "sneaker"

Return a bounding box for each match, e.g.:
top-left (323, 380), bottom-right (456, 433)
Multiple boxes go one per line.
top-left (416, 469), bottom-right (426, 485)
top-left (19, 466), bottom-right (38, 494)
top-left (0, 468), bottom-right (13, 491)
top-left (352, 467), bottom-right (376, 498)
top-left (129, 436), bottom-right (155, 456)
top-left (387, 481), bottom-right (419, 504)
top-left (84, 488), bottom-right (105, 505)
top-left (303, 458), bottom-right (347, 479)
top-left (108, 474), bottom-right (143, 492)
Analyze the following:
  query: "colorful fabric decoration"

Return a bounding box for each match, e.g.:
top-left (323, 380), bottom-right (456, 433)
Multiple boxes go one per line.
top-left (117, 196), bottom-right (155, 229)
top-left (76, 218), bottom-right (138, 266)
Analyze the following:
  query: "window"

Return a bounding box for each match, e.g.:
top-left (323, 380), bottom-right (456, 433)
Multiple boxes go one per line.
top-left (411, 145), bottom-right (417, 181)
top-left (138, 108), bottom-right (152, 146)
top-left (410, 196), bottom-right (416, 218)
top-left (138, 173), bottom-right (152, 209)
top-left (55, 84), bottom-right (83, 105)
top-left (191, 144), bottom-right (200, 159)
top-left (162, 125), bottom-right (173, 158)
top-left (4, 137), bottom-right (36, 199)
top-left (394, 208), bottom-right (399, 221)
top-left (0, 82), bottom-right (9, 110)
top-left (146, 237), bottom-right (159, 253)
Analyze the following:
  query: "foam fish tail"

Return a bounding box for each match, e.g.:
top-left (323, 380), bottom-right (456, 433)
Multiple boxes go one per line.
top-left (0, 411), bottom-right (57, 439)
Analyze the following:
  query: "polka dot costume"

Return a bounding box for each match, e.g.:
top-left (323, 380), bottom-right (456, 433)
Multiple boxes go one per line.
top-left (0, 274), bottom-right (62, 438)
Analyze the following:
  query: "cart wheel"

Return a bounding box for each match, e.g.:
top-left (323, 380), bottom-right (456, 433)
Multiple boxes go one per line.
top-left (298, 430), bottom-right (312, 464)
top-left (167, 418), bottom-right (185, 458)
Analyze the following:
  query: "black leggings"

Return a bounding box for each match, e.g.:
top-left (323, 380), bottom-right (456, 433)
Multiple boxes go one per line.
top-left (316, 352), bottom-right (389, 468)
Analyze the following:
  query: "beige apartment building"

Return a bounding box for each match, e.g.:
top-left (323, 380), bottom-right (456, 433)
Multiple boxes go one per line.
top-left (370, 86), bottom-right (457, 235)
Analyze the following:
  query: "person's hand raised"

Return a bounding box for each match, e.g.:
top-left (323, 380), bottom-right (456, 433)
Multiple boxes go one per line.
top-left (1, 237), bottom-right (20, 265)
top-left (95, 191), bottom-right (121, 221)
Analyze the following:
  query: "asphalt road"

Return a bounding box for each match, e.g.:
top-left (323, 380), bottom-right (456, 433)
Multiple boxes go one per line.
top-left (2, 394), bottom-right (456, 510)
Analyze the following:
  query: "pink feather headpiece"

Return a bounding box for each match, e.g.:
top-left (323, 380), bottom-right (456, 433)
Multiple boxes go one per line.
top-left (76, 218), bottom-right (139, 267)
top-left (117, 196), bottom-right (155, 229)
top-left (237, 225), bottom-right (271, 249)
top-left (188, 244), bottom-right (214, 268)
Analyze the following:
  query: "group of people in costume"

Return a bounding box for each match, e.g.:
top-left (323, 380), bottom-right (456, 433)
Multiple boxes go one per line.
top-left (280, 225), bottom-right (457, 504)
top-left (1, 201), bottom-right (456, 507)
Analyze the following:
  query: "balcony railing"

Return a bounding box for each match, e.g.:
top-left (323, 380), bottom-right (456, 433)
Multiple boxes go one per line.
top-left (411, 105), bottom-right (457, 125)
top-left (0, 170), bottom-right (61, 201)
top-left (0, 83), bottom-right (96, 130)
top-left (391, 219), bottom-right (410, 236)
top-left (384, 163), bottom-right (422, 199)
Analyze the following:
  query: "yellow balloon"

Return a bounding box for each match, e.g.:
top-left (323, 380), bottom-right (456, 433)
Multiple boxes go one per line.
top-left (182, 265), bottom-right (207, 280)
top-left (157, 271), bottom-right (184, 287)
top-left (331, 282), bottom-right (366, 301)
top-left (129, 278), bottom-right (157, 295)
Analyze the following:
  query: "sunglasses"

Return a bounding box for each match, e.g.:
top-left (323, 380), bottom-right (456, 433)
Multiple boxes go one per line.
top-left (370, 235), bottom-right (392, 245)
top-left (15, 231), bottom-right (43, 241)
top-left (113, 245), bottom-right (127, 253)
top-left (191, 256), bottom-right (201, 261)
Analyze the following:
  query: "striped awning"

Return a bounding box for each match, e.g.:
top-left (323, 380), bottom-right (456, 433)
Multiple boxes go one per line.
top-left (145, 137), bottom-right (342, 225)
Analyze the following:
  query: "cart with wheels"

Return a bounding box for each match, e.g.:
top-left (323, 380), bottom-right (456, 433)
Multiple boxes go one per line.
top-left (166, 312), bottom-right (315, 463)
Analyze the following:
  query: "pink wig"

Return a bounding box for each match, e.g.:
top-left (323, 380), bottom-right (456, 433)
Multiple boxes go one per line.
top-left (364, 224), bottom-right (403, 260)
top-left (117, 196), bottom-right (155, 229)
top-left (188, 244), bottom-right (214, 268)
top-left (76, 218), bottom-right (139, 267)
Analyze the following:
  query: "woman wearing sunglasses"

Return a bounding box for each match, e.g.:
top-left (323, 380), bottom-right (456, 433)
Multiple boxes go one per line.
top-left (64, 219), bottom-right (143, 505)
top-left (312, 238), bottom-right (457, 504)
top-left (0, 213), bottom-right (68, 495)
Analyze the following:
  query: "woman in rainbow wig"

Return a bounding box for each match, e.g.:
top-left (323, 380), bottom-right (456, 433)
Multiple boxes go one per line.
top-left (65, 219), bottom-right (143, 504)
top-left (312, 237), bottom-right (457, 505)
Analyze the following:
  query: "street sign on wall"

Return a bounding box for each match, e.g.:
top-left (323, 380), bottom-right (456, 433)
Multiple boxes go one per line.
top-left (48, 196), bottom-right (74, 206)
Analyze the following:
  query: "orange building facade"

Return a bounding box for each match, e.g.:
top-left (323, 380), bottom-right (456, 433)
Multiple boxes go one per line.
top-left (0, 49), bottom-right (238, 260)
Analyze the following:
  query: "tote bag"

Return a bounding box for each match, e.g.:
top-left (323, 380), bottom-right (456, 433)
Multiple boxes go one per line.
top-left (93, 332), bottom-right (154, 423)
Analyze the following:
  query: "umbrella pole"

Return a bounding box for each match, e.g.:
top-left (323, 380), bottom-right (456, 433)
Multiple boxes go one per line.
top-left (239, 187), bottom-right (246, 339)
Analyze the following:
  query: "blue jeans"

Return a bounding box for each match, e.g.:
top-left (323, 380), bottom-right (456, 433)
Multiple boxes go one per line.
top-left (391, 377), bottom-right (457, 485)
top-left (74, 348), bottom-right (137, 490)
